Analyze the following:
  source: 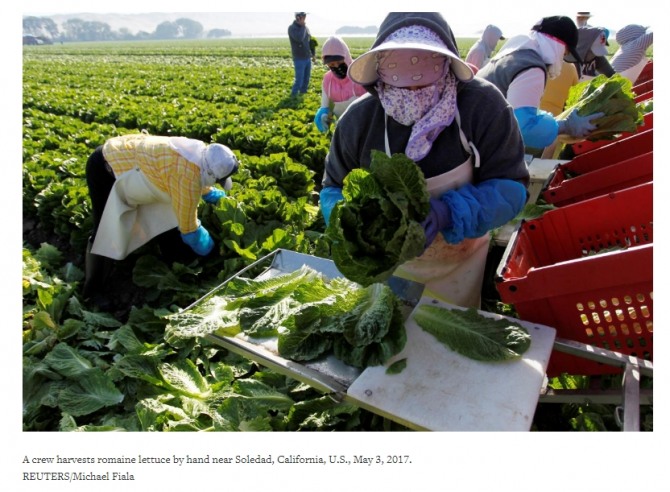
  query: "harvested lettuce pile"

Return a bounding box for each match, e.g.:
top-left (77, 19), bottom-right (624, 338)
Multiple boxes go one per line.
top-left (166, 265), bottom-right (406, 368)
top-left (326, 150), bottom-right (430, 287)
top-left (559, 74), bottom-right (645, 142)
top-left (413, 304), bottom-right (531, 362)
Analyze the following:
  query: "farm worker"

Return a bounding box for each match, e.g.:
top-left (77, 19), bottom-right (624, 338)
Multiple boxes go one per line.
top-left (319, 12), bottom-right (529, 308)
top-left (476, 16), bottom-right (604, 150)
top-left (464, 24), bottom-right (505, 70)
top-left (83, 133), bottom-right (239, 298)
top-left (564, 26), bottom-right (615, 80)
top-left (288, 12), bottom-right (316, 97)
top-left (313, 36), bottom-right (367, 133)
top-left (575, 11), bottom-right (592, 28)
top-left (610, 24), bottom-right (653, 84)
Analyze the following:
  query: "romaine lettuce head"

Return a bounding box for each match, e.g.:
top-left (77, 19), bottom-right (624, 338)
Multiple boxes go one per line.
top-left (326, 151), bottom-right (429, 287)
top-left (370, 151), bottom-right (430, 220)
top-left (560, 74), bottom-right (645, 141)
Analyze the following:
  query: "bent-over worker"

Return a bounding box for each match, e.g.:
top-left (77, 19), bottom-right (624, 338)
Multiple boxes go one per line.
top-left (476, 15), bottom-right (604, 150)
top-left (83, 133), bottom-right (239, 298)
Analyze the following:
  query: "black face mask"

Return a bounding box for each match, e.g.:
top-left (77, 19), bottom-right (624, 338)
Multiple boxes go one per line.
top-left (329, 63), bottom-right (348, 79)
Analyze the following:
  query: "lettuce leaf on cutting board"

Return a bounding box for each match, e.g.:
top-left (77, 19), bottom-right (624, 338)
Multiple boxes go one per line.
top-left (413, 304), bottom-right (531, 362)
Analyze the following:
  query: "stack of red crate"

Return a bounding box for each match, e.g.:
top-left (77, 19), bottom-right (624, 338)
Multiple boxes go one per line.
top-left (496, 183), bottom-right (653, 376)
top-left (542, 128), bottom-right (653, 206)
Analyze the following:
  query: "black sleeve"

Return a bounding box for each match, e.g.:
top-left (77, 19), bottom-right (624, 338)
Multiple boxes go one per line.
top-left (595, 56), bottom-right (616, 77)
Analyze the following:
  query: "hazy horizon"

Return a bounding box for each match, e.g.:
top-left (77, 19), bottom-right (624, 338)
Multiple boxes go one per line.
top-left (23, 6), bottom-right (658, 40)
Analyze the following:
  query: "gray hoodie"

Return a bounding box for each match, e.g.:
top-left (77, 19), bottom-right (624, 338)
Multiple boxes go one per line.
top-left (465, 25), bottom-right (504, 69)
top-left (565, 26), bottom-right (615, 78)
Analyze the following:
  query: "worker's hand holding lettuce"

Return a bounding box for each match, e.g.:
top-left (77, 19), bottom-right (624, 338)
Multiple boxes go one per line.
top-left (324, 151), bottom-right (527, 287)
top-left (421, 198), bottom-right (452, 248)
top-left (557, 74), bottom-right (644, 142)
top-left (325, 151), bottom-right (429, 287)
top-left (557, 110), bottom-right (604, 138)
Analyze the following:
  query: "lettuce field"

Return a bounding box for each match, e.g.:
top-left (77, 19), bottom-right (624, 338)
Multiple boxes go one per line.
top-left (22, 38), bottom-right (646, 432)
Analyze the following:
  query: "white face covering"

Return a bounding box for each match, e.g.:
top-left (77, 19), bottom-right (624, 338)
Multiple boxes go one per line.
top-left (201, 144), bottom-right (239, 188)
top-left (494, 32), bottom-right (566, 79)
top-left (533, 32), bottom-right (567, 79)
top-left (168, 137), bottom-right (238, 188)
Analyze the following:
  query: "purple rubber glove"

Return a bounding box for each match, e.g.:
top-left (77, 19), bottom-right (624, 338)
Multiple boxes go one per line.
top-left (421, 197), bottom-right (452, 248)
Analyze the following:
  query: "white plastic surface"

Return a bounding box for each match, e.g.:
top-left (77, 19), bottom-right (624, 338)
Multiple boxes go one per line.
top-left (346, 296), bottom-right (556, 431)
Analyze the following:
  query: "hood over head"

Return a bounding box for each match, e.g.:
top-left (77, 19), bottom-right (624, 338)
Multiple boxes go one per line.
top-left (565, 26), bottom-right (610, 62)
top-left (482, 24), bottom-right (504, 49)
top-left (322, 36), bottom-right (354, 65)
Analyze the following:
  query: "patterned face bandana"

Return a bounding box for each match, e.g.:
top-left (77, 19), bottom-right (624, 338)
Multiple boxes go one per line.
top-left (376, 69), bottom-right (458, 161)
top-left (377, 81), bottom-right (440, 126)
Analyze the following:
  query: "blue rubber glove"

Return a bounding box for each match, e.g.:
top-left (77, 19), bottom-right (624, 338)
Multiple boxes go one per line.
top-left (319, 186), bottom-right (344, 226)
top-left (202, 188), bottom-right (226, 204)
top-left (558, 111), bottom-right (605, 138)
top-left (181, 225), bottom-right (214, 256)
top-left (314, 107), bottom-right (331, 133)
top-left (441, 179), bottom-right (527, 244)
top-left (421, 198), bottom-right (452, 248)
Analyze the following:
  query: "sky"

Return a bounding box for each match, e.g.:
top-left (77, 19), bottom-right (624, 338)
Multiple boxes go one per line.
top-left (4, 1), bottom-right (667, 490)
top-left (18, 0), bottom-right (660, 37)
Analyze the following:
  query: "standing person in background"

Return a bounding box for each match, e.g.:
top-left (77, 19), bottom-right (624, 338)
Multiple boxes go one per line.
top-left (575, 11), bottom-right (592, 28)
top-left (476, 16), bottom-right (603, 151)
top-left (610, 24), bottom-right (653, 84)
top-left (313, 36), bottom-right (367, 133)
top-left (288, 12), bottom-right (316, 98)
top-left (565, 26), bottom-right (615, 80)
top-left (465, 25), bottom-right (505, 70)
top-left (320, 12), bottom-right (529, 308)
top-left (83, 133), bottom-right (239, 299)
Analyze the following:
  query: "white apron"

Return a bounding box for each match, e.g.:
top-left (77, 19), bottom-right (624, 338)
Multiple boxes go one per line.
top-left (91, 167), bottom-right (178, 260)
top-left (391, 112), bottom-right (491, 308)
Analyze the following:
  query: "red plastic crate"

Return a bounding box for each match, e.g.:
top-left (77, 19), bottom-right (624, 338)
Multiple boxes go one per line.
top-left (633, 79), bottom-right (653, 96)
top-left (634, 89), bottom-right (653, 104)
top-left (563, 128), bottom-right (652, 169)
top-left (496, 183), bottom-right (653, 376)
top-left (542, 151), bottom-right (653, 206)
top-left (635, 60), bottom-right (653, 85)
top-left (571, 111), bottom-right (653, 155)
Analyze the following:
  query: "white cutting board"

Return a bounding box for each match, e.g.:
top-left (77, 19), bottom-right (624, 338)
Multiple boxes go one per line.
top-left (346, 296), bottom-right (556, 431)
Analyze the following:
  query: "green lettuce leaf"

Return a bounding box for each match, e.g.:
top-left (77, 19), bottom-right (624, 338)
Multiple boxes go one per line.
top-left (560, 74), bottom-right (645, 140)
top-left (57, 368), bottom-right (124, 416)
top-left (413, 305), bottom-right (531, 362)
top-left (333, 296), bottom-right (406, 368)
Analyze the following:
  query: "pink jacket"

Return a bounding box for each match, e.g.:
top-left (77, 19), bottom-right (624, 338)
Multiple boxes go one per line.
top-left (320, 36), bottom-right (367, 115)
